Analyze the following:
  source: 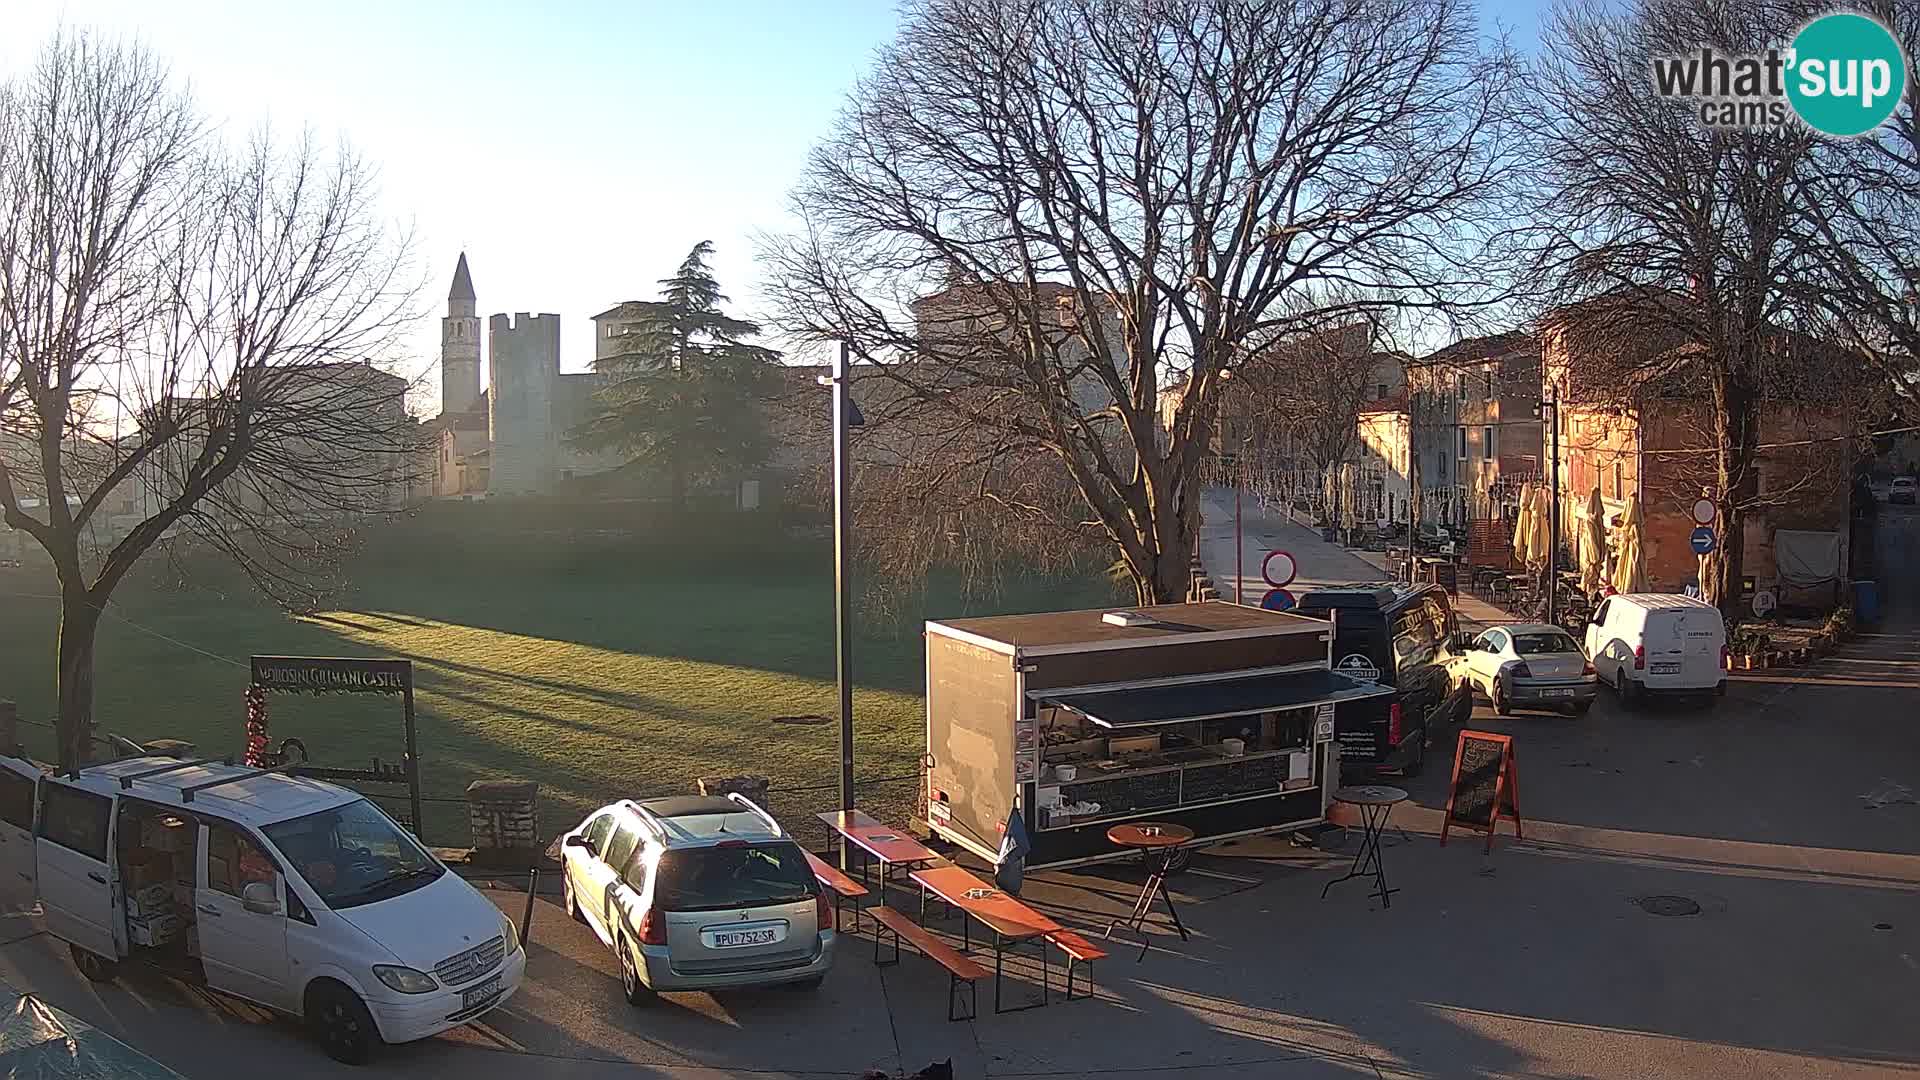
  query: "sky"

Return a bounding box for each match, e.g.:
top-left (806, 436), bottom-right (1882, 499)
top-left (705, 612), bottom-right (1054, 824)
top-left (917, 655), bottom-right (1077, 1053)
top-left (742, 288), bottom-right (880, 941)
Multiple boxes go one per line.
top-left (5, 0), bottom-right (1555, 415)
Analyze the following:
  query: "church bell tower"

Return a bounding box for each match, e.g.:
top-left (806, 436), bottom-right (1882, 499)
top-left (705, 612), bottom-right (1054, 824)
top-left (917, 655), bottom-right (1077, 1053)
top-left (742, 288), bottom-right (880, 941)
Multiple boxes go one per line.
top-left (440, 253), bottom-right (482, 415)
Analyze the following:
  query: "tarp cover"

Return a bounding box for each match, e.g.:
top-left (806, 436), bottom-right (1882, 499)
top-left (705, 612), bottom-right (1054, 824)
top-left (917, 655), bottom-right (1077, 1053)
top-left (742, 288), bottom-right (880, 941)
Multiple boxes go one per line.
top-left (0, 984), bottom-right (187, 1079)
top-left (1040, 669), bottom-right (1392, 729)
top-left (1775, 529), bottom-right (1842, 588)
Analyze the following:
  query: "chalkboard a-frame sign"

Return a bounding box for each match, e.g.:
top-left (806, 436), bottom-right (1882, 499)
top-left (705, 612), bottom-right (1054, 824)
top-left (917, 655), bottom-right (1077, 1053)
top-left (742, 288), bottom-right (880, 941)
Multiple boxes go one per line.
top-left (1440, 730), bottom-right (1522, 853)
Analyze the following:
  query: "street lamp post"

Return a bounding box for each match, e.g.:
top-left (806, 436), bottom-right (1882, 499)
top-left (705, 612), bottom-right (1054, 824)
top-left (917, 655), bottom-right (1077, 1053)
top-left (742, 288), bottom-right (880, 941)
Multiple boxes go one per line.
top-left (1545, 391), bottom-right (1560, 625)
top-left (817, 343), bottom-right (861, 868)
top-left (831, 344), bottom-right (855, 823)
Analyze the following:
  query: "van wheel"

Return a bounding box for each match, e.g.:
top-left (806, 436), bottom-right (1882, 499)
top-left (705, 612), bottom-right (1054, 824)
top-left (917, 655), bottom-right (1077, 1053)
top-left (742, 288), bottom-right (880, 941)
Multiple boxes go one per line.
top-left (309, 983), bottom-right (378, 1065)
top-left (1616, 670), bottom-right (1640, 708)
top-left (69, 944), bottom-right (119, 983)
top-left (618, 935), bottom-right (653, 1006)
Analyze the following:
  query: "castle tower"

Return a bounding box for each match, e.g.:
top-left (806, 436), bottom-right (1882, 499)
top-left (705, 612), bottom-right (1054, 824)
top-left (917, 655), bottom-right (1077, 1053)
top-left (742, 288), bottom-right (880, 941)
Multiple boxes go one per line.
top-left (440, 253), bottom-right (483, 415)
top-left (488, 312), bottom-right (561, 495)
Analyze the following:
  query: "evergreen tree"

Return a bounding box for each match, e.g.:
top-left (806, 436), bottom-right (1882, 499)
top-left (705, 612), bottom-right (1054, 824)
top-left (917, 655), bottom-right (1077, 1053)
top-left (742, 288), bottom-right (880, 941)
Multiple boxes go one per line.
top-left (573, 242), bottom-right (780, 509)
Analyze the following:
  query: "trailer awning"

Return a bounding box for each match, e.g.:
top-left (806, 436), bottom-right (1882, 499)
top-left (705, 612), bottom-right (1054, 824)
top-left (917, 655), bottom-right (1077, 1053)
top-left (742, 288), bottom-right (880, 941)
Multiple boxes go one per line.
top-left (1039, 669), bottom-right (1392, 729)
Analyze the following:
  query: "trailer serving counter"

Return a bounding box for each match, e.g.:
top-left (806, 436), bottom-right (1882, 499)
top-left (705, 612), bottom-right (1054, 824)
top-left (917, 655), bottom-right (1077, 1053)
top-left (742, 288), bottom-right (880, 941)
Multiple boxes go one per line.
top-left (923, 602), bottom-right (1393, 868)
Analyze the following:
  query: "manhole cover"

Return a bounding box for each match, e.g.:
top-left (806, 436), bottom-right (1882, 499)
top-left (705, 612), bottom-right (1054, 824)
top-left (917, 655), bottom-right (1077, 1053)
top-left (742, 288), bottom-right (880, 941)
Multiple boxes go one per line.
top-left (1638, 895), bottom-right (1702, 917)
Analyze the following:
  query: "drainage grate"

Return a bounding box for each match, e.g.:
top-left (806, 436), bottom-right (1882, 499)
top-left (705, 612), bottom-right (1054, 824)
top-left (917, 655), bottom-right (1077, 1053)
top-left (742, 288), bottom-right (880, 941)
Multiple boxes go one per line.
top-left (1638, 895), bottom-right (1702, 917)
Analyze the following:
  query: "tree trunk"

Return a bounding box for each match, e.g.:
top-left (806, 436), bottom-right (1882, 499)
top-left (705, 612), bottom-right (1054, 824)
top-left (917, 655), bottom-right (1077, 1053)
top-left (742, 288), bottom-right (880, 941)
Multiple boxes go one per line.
top-left (1705, 357), bottom-right (1760, 620)
top-left (55, 597), bottom-right (101, 770)
top-left (1127, 497), bottom-right (1198, 606)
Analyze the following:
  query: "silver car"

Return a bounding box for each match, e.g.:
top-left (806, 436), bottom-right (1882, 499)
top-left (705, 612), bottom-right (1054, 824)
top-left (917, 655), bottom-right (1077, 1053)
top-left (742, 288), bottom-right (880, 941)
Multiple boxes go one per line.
top-left (1460, 624), bottom-right (1597, 715)
top-left (558, 794), bottom-right (835, 1001)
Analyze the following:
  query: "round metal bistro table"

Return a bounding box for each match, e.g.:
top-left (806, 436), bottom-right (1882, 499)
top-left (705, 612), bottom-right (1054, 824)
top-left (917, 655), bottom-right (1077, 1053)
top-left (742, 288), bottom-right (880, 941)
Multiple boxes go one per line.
top-left (1322, 785), bottom-right (1409, 908)
top-left (1104, 821), bottom-right (1195, 960)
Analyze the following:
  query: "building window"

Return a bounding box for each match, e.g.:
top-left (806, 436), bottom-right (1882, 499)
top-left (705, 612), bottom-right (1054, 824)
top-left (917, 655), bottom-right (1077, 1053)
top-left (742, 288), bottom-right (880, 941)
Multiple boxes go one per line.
top-left (1455, 373), bottom-right (1466, 401)
top-left (1483, 426), bottom-right (1494, 460)
top-left (1376, 383), bottom-right (1388, 400)
top-left (1485, 371), bottom-right (1495, 401)
top-left (1457, 427), bottom-right (1467, 459)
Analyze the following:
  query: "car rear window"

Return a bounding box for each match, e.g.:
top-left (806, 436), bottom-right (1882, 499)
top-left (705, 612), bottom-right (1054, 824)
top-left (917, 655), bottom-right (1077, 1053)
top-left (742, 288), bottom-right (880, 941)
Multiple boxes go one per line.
top-left (1513, 632), bottom-right (1579, 655)
top-left (652, 842), bottom-right (817, 911)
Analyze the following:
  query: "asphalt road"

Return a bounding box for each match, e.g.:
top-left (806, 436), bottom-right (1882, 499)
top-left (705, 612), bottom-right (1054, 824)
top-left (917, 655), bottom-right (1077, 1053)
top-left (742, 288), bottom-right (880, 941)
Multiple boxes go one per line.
top-left (0, 635), bottom-right (1915, 1078)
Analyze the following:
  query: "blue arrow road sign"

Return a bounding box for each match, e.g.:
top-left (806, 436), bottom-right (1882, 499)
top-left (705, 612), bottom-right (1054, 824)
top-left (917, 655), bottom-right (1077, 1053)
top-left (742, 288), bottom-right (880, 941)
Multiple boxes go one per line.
top-left (1690, 526), bottom-right (1716, 555)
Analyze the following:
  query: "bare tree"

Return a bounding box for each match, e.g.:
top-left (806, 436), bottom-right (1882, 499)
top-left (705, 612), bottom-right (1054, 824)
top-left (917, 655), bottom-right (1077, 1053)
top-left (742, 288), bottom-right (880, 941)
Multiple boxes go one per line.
top-left (1792, 1), bottom-right (1920, 418)
top-left (1521, 0), bottom-right (1851, 617)
top-left (761, 0), bottom-right (1519, 605)
top-left (1229, 321), bottom-right (1399, 494)
top-left (0, 32), bottom-right (425, 767)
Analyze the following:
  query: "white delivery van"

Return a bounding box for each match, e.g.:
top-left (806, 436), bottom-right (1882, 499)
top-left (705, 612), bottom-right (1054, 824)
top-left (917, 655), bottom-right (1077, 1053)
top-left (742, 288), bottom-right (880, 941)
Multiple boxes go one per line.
top-left (0, 754), bottom-right (524, 1065)
top-left (1584, 593), bottom-right (1728, 704)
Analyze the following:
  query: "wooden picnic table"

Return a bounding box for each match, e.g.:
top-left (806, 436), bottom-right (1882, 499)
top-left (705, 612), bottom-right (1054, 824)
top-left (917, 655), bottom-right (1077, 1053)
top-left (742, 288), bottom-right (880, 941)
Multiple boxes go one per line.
top-left (815, 809), bottom-right (939, 888)
top-left (910, 864), bottom-right (1062, 1013)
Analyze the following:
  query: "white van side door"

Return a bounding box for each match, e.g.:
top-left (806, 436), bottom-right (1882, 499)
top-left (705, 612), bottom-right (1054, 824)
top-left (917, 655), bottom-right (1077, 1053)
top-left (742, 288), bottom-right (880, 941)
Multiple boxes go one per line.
top-left (195, 818), bottom-right (292, 1010)
top-left (34, 777), bottom-right (120, 959)
top-left (0, 756), bottom-right (40, 911)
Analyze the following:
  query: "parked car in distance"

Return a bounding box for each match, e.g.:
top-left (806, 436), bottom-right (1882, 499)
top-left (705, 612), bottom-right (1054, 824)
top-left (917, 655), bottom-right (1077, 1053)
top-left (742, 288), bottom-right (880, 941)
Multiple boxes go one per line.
top-left (1584, 593), bottom-right (1728, 705)
top-left (1891, 476), bottom-right (1917, 505)
top-left (558, 794), bottom-right (834, 1002)
top-left (1293, 582), bottom-right (1473, 778)
top-left (1457, 624), bottom-right (1597, 716)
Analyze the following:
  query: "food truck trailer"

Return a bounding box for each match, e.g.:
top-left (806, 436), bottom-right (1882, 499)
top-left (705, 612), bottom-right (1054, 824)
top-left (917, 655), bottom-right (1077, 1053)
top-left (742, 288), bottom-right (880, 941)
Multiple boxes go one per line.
top-left (923, 601), bottom-right (1394, 868)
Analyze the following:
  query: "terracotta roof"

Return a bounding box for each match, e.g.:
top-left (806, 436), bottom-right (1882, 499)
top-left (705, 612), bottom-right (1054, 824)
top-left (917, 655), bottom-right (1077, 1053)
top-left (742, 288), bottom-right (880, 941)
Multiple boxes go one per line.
top-left (1416, 331), bottom-right (1535, 368)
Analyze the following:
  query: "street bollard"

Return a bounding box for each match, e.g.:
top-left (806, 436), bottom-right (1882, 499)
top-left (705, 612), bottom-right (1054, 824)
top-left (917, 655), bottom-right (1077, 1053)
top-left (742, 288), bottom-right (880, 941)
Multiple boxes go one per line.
top-left (520, 866), bottom-right (538, 948)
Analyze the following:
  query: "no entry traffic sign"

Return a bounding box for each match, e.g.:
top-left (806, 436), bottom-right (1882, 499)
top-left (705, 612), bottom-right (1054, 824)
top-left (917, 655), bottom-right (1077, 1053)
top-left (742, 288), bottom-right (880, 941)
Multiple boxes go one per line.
top-left (1262, 550), bottom-right (1297, 588)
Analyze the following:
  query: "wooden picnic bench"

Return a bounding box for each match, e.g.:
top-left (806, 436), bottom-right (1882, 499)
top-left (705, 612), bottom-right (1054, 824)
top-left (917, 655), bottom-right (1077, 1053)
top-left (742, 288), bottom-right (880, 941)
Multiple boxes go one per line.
top-left (868, 906), bottom-right (987, 1022)
top-left (1045, 929), bottom-right (1107, 1001)
top-left (804, 850), bottom-right (869, 933)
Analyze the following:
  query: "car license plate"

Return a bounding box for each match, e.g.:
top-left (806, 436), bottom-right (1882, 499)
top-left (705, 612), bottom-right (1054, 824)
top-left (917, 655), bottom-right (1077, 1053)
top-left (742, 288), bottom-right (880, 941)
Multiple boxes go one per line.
top-left (461, 975), bottom-right (502, 1011)
top-left (1652, 662), bottom-right (1681, 675)
top-left (709, 928), bottom-right (778, 949)
top-left (1543, 688), bottom-right (1573, 698)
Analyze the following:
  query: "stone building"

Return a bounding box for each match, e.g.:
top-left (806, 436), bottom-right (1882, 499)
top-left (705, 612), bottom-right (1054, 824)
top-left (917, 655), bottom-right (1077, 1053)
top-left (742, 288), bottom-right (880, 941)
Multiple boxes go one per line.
top-left (428, 254), bottom-right (622, 497)
top-left (1542, 304), bottom-right (1860, 606)
top-left (1405, 331), bottom-right (1543, 525)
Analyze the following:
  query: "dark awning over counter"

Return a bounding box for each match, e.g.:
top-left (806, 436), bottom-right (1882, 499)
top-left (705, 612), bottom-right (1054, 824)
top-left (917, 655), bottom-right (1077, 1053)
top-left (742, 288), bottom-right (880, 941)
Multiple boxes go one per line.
top-left (1038, 669), bottom-right (1392, 729)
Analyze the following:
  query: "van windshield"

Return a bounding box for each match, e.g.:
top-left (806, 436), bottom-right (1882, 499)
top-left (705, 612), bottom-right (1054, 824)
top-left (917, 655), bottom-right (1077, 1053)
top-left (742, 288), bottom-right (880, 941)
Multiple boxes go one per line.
top-left (652, 842), bottom-right (816, 912)
top-left (263, 799), bottom-right (444, 910)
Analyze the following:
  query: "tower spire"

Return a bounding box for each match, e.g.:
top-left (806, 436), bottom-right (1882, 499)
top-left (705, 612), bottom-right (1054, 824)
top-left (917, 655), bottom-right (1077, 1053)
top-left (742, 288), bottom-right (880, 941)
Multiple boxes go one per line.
top-left (449, 252), bottom-right (476, 302)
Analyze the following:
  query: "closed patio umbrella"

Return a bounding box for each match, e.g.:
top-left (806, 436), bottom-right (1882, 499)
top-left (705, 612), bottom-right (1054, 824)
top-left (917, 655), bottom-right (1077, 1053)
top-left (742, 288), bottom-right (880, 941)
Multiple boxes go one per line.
top-left (1612, 493), bottom-right (1646, 593)
top-left (1527, 485), bottom-right (1552, 569)
top-left (1511, 482), bottom-right (1534, 565)
top-left (1579, 486), bottom-right (1609, 595)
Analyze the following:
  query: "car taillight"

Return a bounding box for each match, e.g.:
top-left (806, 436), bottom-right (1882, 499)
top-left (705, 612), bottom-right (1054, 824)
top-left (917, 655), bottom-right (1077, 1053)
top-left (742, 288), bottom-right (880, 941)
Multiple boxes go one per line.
top-left (638, 908), bottom-right (668, 946)
top-left (1633, 644), bottom-right (1645, 670)
top-left (1583, 659), bottom-right (1596, 676)
top-left (1510, 662), bottom-right (1533, 679)
top-left (1387, 703), bottom-right (1404, 747)
top-left (815, 893), bottom-right (834, 933)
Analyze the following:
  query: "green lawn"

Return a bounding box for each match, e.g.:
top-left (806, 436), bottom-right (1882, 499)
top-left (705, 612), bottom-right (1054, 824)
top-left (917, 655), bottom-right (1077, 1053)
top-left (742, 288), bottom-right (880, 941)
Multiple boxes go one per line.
top-left (0, 513), bottom-right (1118, 843)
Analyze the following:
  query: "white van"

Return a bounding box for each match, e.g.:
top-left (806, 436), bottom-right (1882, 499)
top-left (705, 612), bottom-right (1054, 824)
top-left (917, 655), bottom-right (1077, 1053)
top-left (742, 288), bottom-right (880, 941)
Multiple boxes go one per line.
top-left (0, 754), bottom-right (524, 1065)
top-left (1584, 593), bottom-right (1728, 704)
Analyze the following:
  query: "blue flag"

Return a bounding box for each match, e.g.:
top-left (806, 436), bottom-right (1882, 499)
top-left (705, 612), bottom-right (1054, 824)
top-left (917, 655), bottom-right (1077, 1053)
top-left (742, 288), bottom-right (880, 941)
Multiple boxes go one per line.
top-left (995, 807), bottom-right (1032, 895)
